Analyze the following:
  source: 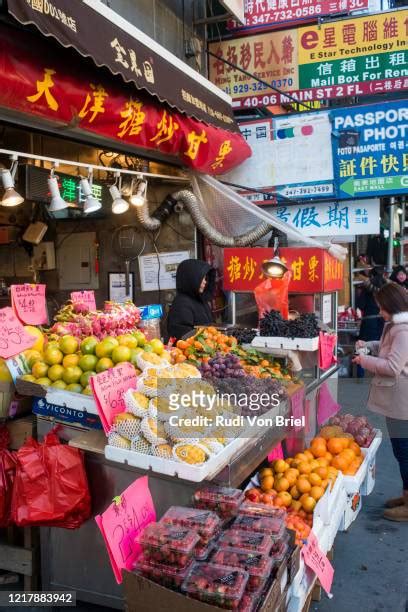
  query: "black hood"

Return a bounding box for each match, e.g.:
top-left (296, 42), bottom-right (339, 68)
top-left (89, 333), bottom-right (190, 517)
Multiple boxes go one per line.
top-left (176, 259), bottom-right (216, 300)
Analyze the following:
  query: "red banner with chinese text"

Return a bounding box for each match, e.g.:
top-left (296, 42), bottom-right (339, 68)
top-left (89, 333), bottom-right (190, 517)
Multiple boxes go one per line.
top-left (223, 247), bottom-right (343, 292)
top-left (0, 26), bottom-right (251, 175)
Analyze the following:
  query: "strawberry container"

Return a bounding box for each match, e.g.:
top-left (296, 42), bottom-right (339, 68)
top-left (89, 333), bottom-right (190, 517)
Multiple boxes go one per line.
top-left (195, 541), bottom-right (214, 561)
top-left (233, 514), bottom-right (286, 540)
top-left (139, 523), bottom-right (199, 568)
top-left (135, 556), bottom-right (193, 590)
top-left (193, 486), bottom-right (244, 519)
top-left (270, 539), bottom-right (289, 564)
top-left (181, 562), bottom-right (248, 609)
top-left (239, 591), bottom-right (259, 612)
top-left (239, 501), bottom-right (286, 520)
top-left (161, 506), bottom-right (221, 545)
top-left (212, 548), bottom-right (274, 593)
top-left (217, 529), bottom-right (273, 556)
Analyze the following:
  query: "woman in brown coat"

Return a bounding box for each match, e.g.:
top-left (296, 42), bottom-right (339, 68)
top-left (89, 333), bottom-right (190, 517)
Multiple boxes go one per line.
top-left (353, 282), bottom-right (408, 522)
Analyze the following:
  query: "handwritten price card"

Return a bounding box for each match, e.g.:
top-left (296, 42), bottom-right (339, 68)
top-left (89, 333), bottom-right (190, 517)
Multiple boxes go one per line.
top-left (290, 386), bottom-right (305, 432)
top-left (70, 290), bottom-right (96, 311)
top-left (11, 284), bottom-right (47, 325)
top-left (95, 476), bottom-right (156, 584)
top-left (0, 307), bottom-right (37, 358)
top-left (302, 530), bottom-right (334, 595)
top-left (90, 363), bottom-right (136, 434)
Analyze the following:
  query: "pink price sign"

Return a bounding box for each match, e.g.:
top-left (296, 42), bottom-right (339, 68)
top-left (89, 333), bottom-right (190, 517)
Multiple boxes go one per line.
top-left (90, 363), bottom-right (137, 434)
top-left (70, 290), bottom-right (96, 311)
top-left (0, 307), bottom-right (37, 358)
top-left (95, 476), bottom-right (156, 584)
top-left (302, 530), bottom-right (334, 595)
top-left (11, 284), bottom-right (47, 325)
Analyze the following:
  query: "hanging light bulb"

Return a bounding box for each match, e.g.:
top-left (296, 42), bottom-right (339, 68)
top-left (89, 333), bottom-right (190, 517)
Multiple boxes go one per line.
top-left (48, 166), bottom-right (68, 212)
top-left (1, 156), bottom-right (24, 207)
top-left (80, 169), bottom-right (101, 214)
top-left (261, 238), bottom-right (288, 279)
top-left (130, 176), bottom-right (147, 207)
top-left (110, 173), bottom-right (129, 214)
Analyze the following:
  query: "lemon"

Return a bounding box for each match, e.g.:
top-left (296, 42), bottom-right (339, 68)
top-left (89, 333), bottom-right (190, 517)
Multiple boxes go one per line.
top-left (24, 326), bottom-right (44, 352)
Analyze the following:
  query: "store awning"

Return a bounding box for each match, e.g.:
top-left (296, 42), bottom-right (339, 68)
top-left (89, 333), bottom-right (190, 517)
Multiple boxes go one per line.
top-left (7, 0), bottom-right (238, 133)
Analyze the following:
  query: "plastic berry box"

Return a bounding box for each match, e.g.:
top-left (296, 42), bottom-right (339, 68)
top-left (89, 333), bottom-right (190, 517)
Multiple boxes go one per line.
top-left (217, 529), bottom-right (273, 556)
top-left (233, 514), bottom-right (286, 540)
top-left (239, 591), bottom-right (259, 612)
top-left (161, 506), bottom-right (221, 545)
top-left (270, 539), bottom-right (289, 564)
top-left (193, 486), bottom-right (245, 519)
top-left (239, 501), bottom-right (286, 520)
top-left (195, 541), bottom-right (214, 561)
top-left (181, 562), bottom-right (249, 609)
top-left (212, 548), bottom-right (274, 593)
top-left (135, 556), bottom-right (193, 590)
top-left (139, 523), bottom-right (199, 568)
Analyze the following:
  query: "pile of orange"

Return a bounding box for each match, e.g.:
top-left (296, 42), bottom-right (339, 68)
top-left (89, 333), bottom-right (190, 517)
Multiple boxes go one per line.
top-left (311, 434), bottom-right (364, 476)
top-left (171, 327), bottom-right (236, 364)
top-left (285, 511), bottom-right (312, 547)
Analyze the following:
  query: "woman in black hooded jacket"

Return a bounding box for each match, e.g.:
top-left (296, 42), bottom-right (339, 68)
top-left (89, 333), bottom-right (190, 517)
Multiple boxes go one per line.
top-left (167, 259), bottom-right (216, 340)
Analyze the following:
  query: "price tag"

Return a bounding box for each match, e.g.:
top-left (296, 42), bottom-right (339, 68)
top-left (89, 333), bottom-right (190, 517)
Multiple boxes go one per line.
top-left (70, 290), bottom-right (96, 311)
top-left (11, 284), bottom-right (47, 325)
top-left (267, 442), bottom-right (284, 463)
top-left (317, 382), bottom-right (340, 426)
top-left (0, 307), bottom-right (37, 358)
top-left (302, 530), bottom-right (334, 595)
top-left (95, 476), bottom-right (156, 584)
top-left (90, 362), bottom-right (137, 434)
top-left (290, 386), bottom-right (305, 432)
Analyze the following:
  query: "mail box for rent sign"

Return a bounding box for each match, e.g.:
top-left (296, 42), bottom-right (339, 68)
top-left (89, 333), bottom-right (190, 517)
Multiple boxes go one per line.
top-left (223, 248), bottom-right (343, 293)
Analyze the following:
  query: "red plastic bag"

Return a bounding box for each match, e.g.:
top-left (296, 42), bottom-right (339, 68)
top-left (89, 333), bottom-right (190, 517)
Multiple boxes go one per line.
top-left (11, 429), bottom-right (91, 529)
top-left (254, 271), bottom-right (291, 320)
top-left (0, 427), bottom-right (17, 528)
top-left (318, 331), bottom-right (337, 370)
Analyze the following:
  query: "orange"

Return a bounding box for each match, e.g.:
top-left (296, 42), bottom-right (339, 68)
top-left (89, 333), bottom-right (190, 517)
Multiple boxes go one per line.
top-left (317, 457), bottom-right (329, 467)
top-left (349, 442), bottom-right (362, 456)
top-left (310, 437), bottom-right (327, 458)
top-left (310, 486), bottom-right (325, 501)
top-left (275, 476), bottom-right (290, 492)
top-left (260, 475), bottom-right (274, 492)
top-left (291, 500), bottom-right (302, 512)
top-left (304, 450), bottom-right (314, 461)
top-left (324, 452), bottom-right (333, 462)
top-left (331, 455), bottom-right (348, 472)
top-left (313, 466), bottom-right (328, 480)
top-left (327, 438), bottom-right (344, 455)
top-left (295, 453), bottom-right (309, 462)
top-left (290, 485), bottom-right (301, 500)
top-left (301, 496), bottom-right (317, 513)
top-left (284, 469), bottom-right (299, 486)
top-left (297, 477), bottom-right (312, 494)
top-left (259, 467), bottom-right (274, 478)
top-left (298, 461), bottom-right (312, 475)
top-left (340, 449), bottom-right (355, 464)
top-left (340, 436), bottom-right (351, 450)
top-left (309, 472), bottom-right (323, 486)
top-left (276, 492), bottom-right (292, 507)
top-left (311, 436), bottom-right (326, 447)
top-left (285, 457), bottom-right (294, 467)
top-left (273, 459), bottom-right (289, 473)
top-left (321, 479), bottom-right (329, 489)
top-left (309, 459), bottom-right (320, 471)
top-left (63, 354), bottom-right (80, 368)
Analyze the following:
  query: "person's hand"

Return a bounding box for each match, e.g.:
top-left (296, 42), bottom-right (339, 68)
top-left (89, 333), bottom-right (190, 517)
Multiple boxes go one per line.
top-left (355, 340), bottom-right (366, 349)
top-left (352, 354), bottom-right (363, 365)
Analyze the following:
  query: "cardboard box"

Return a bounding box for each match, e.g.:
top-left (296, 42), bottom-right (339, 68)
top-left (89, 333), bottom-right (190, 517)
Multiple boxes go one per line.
top-left (123, 552), bottom-right (289, 612)
top-left (0, 381), bottom-right (14, 419)
top-left (339, 489), bottom-right (362, 531)
top-left (361, 455), bottom-right (376, 496)
top-left (6, 415), bottom-right (36, 449)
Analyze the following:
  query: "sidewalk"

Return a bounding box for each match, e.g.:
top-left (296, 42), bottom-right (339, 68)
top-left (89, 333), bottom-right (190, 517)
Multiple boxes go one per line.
top-left (314, 379), bottom-right (408, 612)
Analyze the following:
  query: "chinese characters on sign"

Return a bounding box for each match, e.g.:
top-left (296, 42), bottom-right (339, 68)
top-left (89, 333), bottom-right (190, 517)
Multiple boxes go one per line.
top-left (209, 10), bottom-right (408, 109)
top-left (223, 248), bottom-right (344, 293)
top-left (11, 284), bottom-right (48, 325)
top-left (70, 291), bottom-right (97, 312)
top-left (0, 307), bottom-right (37, 359)
top-left (331, 100), bottom-right (408, 199)
top-left (228, 0), bottom-right (369, 33)
top-left (90, 363), bottom-right (137, 434)
top-left (272, 199), bottom-right (379, 236)
top-left (302, 530), bottom-right (334, 595)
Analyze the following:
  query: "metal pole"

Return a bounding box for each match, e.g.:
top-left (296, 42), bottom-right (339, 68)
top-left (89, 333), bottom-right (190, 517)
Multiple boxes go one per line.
top-left (400, 198), bottom-right (406, 266)
top-left (350, 242), bottom-right (355, 309)
top-left (387, 197), bottom-right (396, 274)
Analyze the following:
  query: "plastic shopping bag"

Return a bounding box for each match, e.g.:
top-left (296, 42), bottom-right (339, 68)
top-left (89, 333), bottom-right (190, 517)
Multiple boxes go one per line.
top-left (0, 427), bottom-right (17, 528)
top-left (11, 429), bottom-right (91, 528)
top-left (254, 271), bottom-right (291, 320)
top-left (318, 332), bottom-right (337, 370)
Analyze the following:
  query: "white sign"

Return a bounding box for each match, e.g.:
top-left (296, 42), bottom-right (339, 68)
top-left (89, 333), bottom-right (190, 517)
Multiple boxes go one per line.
top-left (268, 199), bottom-right (379, 237)
top-left (109, 273), bottom-right (134, 303)
top-left (222, 112), bottom-right (334, 203)
top-left (220, 0), bottom-right (245, 23)
top-left (322, 294), bottom-right (332, 325)
top-left (139, 251), bottom-right (190, 292)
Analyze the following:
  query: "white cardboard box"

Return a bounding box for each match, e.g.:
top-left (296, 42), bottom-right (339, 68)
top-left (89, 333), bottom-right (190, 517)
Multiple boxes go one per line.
top-left (339, 489), bottom-right (362, 531)
top-left (251, 336), bottom-right (319, 351)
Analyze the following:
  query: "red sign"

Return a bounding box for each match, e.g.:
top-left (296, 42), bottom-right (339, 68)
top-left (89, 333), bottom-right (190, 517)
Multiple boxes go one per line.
top-left (302, 530), bottom-right (334, 595)
top-left (90, 363), bottom-right (137, 434)
top-left (223, 247), bottom-right (343, 293)
top-left (0, 307), bottom-right (37, 359)
top-left (71, 291), bottom-right (96, 312)
top-left (95, 476), bottom-right (156, 584)
top-left (228, 0), bottom-right (368, 33)
top-left (11, 284), bottom-right (47, 325)
top-left (0, 26), bottom-right (250, 176)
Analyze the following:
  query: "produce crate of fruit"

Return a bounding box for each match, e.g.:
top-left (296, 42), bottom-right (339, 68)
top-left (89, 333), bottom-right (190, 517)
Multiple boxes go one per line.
top-left (193, 486), bottom-right (244, 520)
top-left (217, 529), bottom-right (273, 556)
top-left (161, 507), bottom-right (221, 546)
top-left (211, 548), bottom-right (274, 594)
top-left (238, 502), bottom-right (286, 520)
top-left (16, 378), bottom-right (98, 414)
top-left (181, 562), bottom-right (249, 609)
top-left (138, 523), bottom-right (200, 568)
top-left (232, 514), bottom-right (286, 540)
top-left (251, 336), bottom-right (319, 352)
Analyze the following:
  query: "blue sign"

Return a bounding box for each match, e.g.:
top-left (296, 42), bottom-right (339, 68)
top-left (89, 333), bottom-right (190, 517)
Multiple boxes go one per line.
top-left (331, 100), bottom-right (408, 199)
top-left (33, 397), bottom-right (102, 429)
top-left (139, 304), bottom-right (163, 320)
